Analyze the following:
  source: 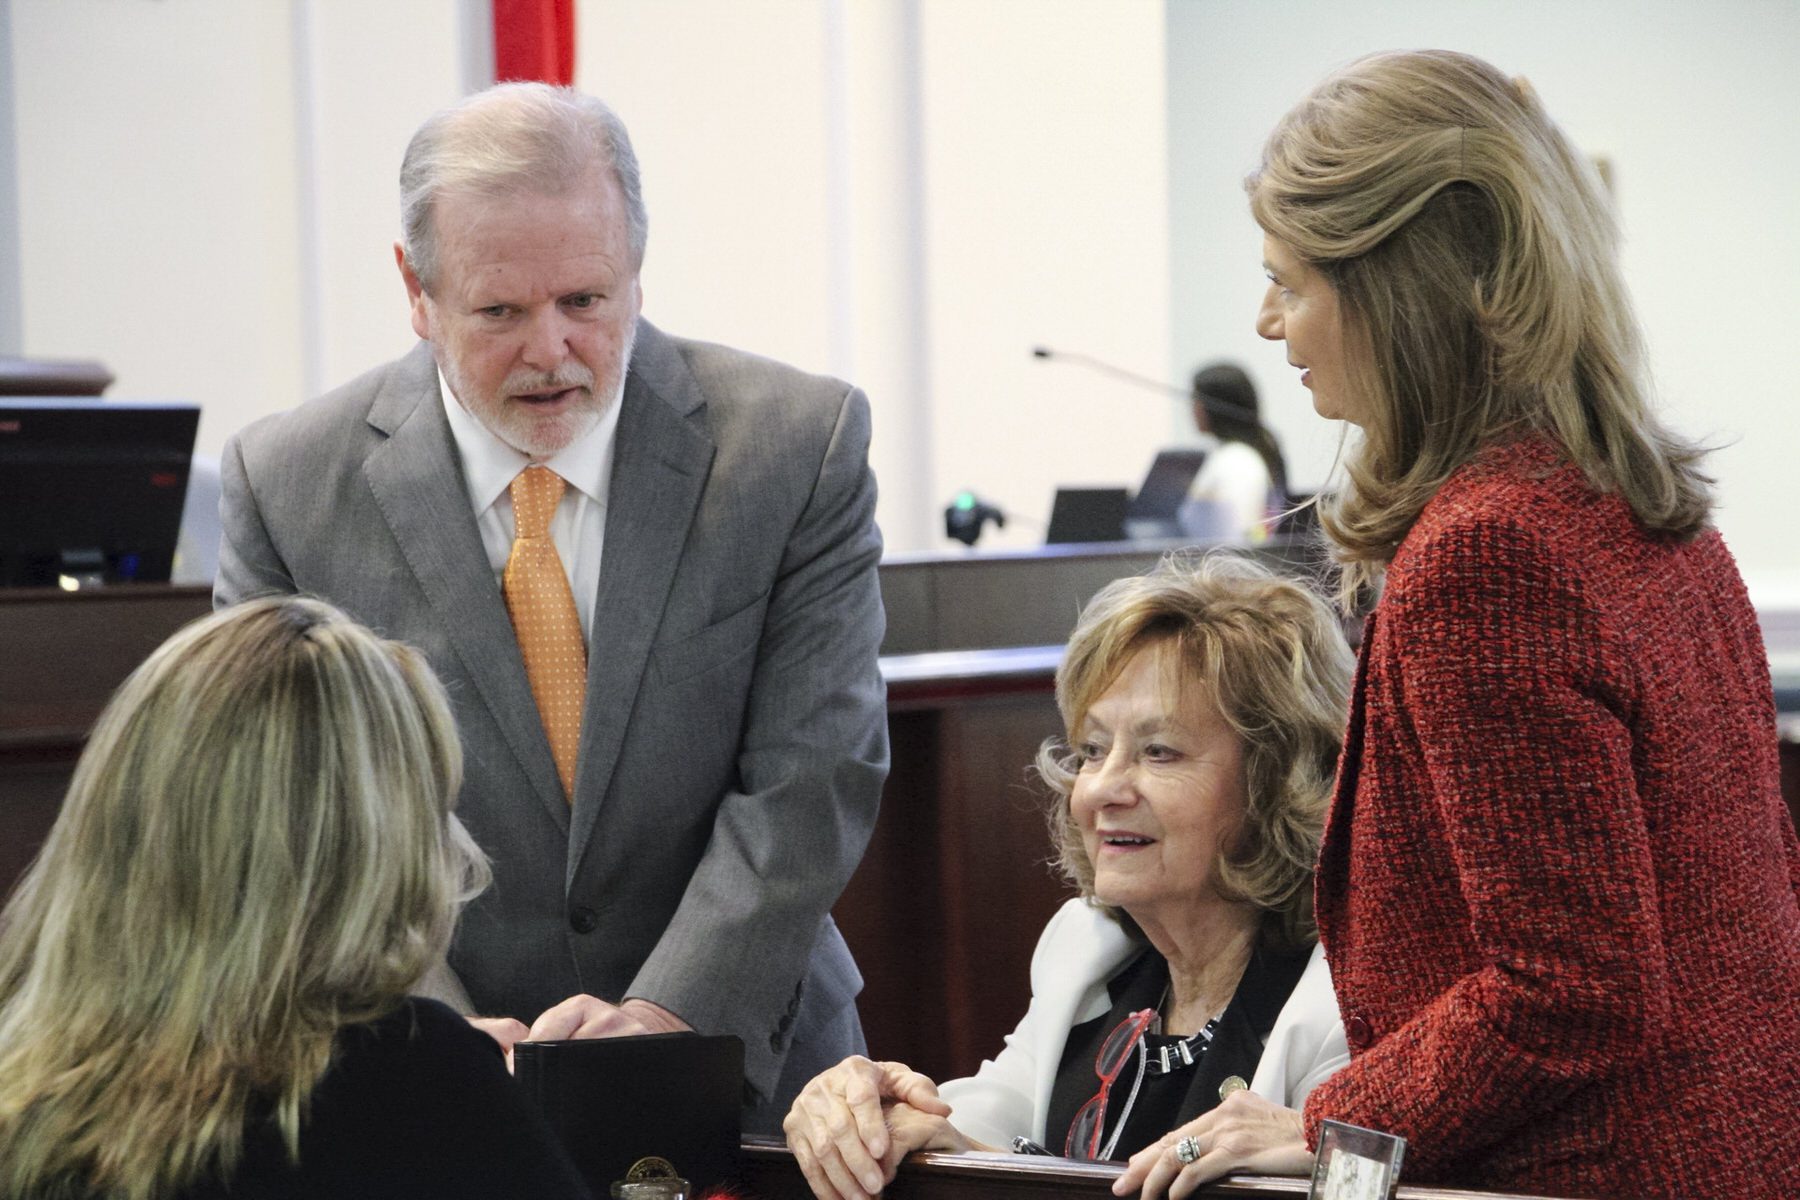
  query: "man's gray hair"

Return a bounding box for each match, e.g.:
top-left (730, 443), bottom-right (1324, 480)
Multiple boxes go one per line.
top-left (400, 82), bottom-right (648, 290)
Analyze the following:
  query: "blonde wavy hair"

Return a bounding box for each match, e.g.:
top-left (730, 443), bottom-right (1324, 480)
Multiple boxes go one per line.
top-left (1249, 49), bottom-right (1712, 603)
top-left (0, 597), bottom-right (489, 1199)
top-left (1035, 554), bottom-right (1352, 949)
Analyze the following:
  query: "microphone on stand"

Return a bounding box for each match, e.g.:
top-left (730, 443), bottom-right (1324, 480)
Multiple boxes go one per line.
top-left (1030, 344), bottom-right (1263, 424)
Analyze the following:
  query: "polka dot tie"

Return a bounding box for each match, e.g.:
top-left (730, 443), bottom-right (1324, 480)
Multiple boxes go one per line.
top-left (503, 466), bottom-right (587, 801)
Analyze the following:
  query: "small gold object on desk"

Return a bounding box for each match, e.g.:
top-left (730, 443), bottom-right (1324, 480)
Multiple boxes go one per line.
top-left (612, 1155), bottom-right (688, 1200)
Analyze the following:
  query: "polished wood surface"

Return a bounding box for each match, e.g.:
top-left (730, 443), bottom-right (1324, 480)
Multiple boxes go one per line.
top-left (877, 540), bottom-right (1323, 657)
top-left (0, 354), bottom-right (114, 395)
top-left (0, 584), bottom-right (213, 893)
top-left (839, 670), bottom-right (1073, 1082)
top-left (734, 1137), bottom-right (1580, 1200)
top-left (0, 584), bottom-right (213, 743)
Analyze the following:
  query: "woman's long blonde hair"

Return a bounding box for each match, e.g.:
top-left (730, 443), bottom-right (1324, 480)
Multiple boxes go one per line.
top-left (0, 597), bottom-right (489, 1199)
top-left (1249, 49), bottom-right (1712, 602)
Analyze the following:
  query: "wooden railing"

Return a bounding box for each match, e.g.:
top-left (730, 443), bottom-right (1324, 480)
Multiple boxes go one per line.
top-left (734, 1138), bottom-right (1572, 1200)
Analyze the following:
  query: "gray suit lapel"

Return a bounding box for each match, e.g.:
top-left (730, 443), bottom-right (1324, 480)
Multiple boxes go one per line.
top-left (362, 343), bottom-right (571, 832)
top-left (568, 323), bottom-right (714, 876)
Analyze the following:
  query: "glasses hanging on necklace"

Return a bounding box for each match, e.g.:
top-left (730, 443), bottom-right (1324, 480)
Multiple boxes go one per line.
top-left (1065, 1007), bottom-right (1157, 1160)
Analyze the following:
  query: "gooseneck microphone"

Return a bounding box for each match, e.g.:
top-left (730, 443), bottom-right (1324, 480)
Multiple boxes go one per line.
top-left (1030, 344), bottom-right (1263, 424)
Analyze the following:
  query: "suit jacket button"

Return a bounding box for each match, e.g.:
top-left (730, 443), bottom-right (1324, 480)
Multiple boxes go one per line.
top-left (1344, 1014), bottom-right (1372, 1050)
top-left (569, 905), bottom-right (598, 934)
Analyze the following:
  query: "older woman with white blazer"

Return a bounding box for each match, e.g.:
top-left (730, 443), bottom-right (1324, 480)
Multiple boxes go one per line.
top-left (784, 555), bottom-right (1352, 1200)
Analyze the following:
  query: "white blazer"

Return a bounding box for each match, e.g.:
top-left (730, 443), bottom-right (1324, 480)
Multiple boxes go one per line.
top-left (937, 898), bottom-right (1348, 1150)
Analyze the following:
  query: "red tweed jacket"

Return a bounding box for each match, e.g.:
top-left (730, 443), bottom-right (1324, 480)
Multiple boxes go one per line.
top-left (1303, 437), bottom-right (1800, 1197)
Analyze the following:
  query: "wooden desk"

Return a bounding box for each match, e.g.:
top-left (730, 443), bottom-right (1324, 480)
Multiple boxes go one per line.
top-left (735, 1137), bottom-right (1577, 1200)
top-left (0, 584), bottom-right (213, 892)
top-left (837, 648), bottom-right (1073, 1082)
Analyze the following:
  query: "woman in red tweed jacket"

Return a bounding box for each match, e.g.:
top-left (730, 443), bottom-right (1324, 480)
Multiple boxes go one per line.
top-left (1117, 50), bottom-right (1800, 1200)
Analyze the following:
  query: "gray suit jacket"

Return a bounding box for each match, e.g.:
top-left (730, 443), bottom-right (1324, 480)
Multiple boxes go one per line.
top-left (216, 321), bottom-right (888, 1120)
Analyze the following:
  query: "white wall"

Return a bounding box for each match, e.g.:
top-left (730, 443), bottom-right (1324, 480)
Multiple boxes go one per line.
top-left (13, 0), bottom-right (305, 454)
top-left (915, 0), bottom-right (1170, 550)
top-left (12, 2), bottom-right (1791, 578)
top-left (8, 0), bottom-right (1171, 557)
top-left (10, 0), bottom-right (465, 459)
top-left (296, 2), bottom-right (470, 399)
top-left (1165, 0), bottom-right (1800, 597)
top-left (575, 0), bottom-right (1171, 553)
top-left (0, 0), bottom-right (21, 354)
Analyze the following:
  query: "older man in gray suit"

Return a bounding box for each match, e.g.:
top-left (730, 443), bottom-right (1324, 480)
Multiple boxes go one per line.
top-left (215, 83), bottom-right (888, 1129)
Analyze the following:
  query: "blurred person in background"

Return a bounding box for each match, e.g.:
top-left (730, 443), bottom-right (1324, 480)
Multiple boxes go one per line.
top-left (1187, 362), bottom-right (1288, 541)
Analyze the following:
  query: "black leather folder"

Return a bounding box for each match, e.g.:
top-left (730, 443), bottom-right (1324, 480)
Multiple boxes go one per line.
top-left (513, 1033), bottom-right (744, 1195)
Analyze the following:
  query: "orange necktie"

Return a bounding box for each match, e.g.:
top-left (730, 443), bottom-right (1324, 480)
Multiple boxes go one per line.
top-left (503, 466), bottom-right (587, 800)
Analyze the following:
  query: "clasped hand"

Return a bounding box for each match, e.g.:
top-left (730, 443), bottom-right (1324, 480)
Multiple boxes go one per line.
top-left (783, 1056), bottom-right (971, 1200)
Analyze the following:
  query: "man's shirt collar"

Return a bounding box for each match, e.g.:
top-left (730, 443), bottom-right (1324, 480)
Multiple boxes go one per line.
top-left (438, 364), bottom-right (623, 516)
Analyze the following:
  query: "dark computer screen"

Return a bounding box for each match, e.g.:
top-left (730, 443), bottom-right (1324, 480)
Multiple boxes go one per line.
top-left (0, 398), bottom-right (200, 588)
top-left (1127, 448), bottom-right (1209, 520)
top-left (1045, 487), bottom-right (1130, 545)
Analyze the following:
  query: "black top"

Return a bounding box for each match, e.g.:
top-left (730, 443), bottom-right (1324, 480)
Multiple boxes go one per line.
top-left (1044, 943), bottom-right (1312, 1161)
top-left (181, 997), bottom-right (592, 1199)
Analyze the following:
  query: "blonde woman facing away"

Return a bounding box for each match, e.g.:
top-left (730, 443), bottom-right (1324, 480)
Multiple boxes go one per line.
top-left (0, 598), bottom-right (591, 1199)
top-left (784, 555), bottom-right (1353, 1200)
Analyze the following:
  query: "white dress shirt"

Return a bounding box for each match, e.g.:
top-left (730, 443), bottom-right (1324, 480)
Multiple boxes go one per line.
top-left (438, 367), bottom-right (622, 641)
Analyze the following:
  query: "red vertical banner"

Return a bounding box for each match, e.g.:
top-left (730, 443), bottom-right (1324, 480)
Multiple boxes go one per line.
top-left (493, 0), bottom-right (576, 85)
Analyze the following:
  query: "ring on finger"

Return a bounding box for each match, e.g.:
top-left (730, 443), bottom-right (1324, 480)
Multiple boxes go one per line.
top-left (1175, 1135), bottom-right (1202, 1165)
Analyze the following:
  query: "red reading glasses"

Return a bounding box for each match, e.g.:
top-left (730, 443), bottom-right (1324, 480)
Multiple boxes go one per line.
top-left (1064, 1007), bottom-right (1157, 1160)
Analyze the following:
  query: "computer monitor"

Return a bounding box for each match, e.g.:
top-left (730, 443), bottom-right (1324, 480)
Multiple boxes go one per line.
top-left (1045, 487), bottom-right (1130, 545)
top-left (1128, 448), bottom-right (1208, 521)
top-left (0, 398), bottom-right (200, 588)
top-left (1124, 448), bottom-right (1209, 539)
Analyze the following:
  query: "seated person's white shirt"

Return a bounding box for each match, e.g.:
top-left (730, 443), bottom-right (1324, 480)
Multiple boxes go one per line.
top-left (936, 897), bottom-right (1347, 1150)
top-left (1187, 440), bottom-right (1273, 543)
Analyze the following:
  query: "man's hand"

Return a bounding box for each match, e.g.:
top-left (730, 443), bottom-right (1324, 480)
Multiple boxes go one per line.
top-left (526, 994), bottom-right (693, 1041)
top-left (783, 1056), bottom-right (955, 1200)
top-left (1113, 1091), bottom-right (1310, 1200)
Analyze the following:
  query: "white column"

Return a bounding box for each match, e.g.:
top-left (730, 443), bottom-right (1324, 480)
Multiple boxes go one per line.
top-left (831, 0), bottom-right (935, 553)
top-left (0, 0), bottom-right (22, 354)
top-left (297, 0), bottom-right (465, 395)
top-left (458, 0), bottom-right (495, 95)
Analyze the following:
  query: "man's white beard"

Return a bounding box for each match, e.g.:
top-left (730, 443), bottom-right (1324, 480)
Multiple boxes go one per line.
top-left (443, 323), bottom-right (636, 460)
